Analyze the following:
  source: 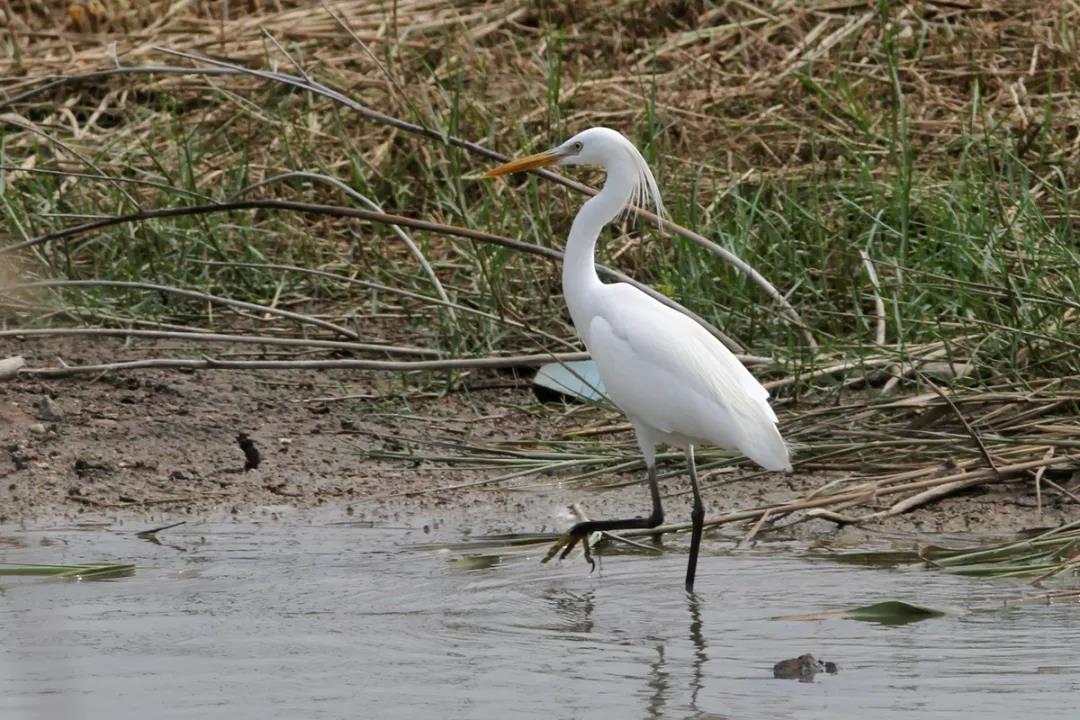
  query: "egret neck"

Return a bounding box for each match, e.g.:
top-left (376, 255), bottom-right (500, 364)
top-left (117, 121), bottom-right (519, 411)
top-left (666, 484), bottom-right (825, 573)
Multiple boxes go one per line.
top-left (561, 151), bottom-right (637, 344)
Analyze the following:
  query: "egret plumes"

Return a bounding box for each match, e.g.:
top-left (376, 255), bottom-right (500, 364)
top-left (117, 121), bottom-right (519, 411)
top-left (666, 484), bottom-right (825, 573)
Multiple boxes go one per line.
top-left (479, 127), bottom-right (790, 592)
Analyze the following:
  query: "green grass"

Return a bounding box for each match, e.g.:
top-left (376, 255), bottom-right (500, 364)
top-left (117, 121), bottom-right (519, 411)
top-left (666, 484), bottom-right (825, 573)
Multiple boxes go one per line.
top-left (1, 3), bottom-right (1078, 424)
top-left (12, 111), bottom-right (1075, 383)
top-left (2, 81), bottom-right (1074, 366)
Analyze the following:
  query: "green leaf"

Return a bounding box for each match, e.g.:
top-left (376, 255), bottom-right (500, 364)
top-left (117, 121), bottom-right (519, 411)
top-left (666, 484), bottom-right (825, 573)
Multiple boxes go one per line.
top-left (0, 563), bottom-right (135, 580)
top-left (774, 600), bottom-right (945, 626)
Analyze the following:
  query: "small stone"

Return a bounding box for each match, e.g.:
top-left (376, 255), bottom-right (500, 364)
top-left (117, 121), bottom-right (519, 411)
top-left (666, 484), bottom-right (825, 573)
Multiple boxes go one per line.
top-left (0, 356), bottom-right (25, 380)
top-left (29, 423), bottom-right (47, 435)
top-left (35, 395), bottom-right (63, 421)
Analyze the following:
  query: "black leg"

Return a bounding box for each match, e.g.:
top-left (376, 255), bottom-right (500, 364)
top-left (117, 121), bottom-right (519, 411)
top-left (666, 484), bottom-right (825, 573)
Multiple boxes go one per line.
top-left (685, 445), bottom-right (705, 593)
top-left (542, 463), bottom-right (664, 567)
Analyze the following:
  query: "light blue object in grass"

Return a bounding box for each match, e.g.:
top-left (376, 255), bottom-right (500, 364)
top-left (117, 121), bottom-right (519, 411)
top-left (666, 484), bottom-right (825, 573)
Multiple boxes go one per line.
top-left (533, 360), bottom-right (608, 403)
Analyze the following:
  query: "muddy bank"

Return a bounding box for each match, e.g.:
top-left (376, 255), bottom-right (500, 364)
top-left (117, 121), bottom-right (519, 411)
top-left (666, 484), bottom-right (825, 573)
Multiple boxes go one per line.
top-left (1, 337), bottom-right (1072, 538)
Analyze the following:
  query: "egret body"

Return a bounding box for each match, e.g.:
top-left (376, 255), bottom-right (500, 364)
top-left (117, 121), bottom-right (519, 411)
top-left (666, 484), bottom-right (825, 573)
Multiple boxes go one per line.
top-left (480, 128), bottom-right (790, 592)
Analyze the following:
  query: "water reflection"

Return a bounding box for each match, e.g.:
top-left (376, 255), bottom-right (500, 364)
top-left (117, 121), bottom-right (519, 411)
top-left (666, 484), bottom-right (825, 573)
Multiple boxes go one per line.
top-left (1, 519), bottom-right (1078, 719)
top-left (643, 643), bottom-right (668, 718)
top-left (643, 594), bottom-right (720, 719)
top-left (687, 594), bottom-right (709, 710)
top-left (541, 588), bottom-right (595, 636)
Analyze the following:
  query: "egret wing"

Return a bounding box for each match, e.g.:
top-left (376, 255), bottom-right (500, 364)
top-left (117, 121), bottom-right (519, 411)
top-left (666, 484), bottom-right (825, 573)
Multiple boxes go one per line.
top-left (588, 283), bottom-right (788, 469)
top-left (598, 284), bottom-right (773, 418)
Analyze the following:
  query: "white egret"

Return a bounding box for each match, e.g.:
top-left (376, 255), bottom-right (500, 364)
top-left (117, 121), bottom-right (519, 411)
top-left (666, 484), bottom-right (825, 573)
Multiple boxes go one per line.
top-left (479, 127), bottom-right (790, 592)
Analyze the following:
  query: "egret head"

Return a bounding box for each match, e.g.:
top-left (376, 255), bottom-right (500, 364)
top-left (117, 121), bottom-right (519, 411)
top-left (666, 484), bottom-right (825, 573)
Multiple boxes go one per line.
top-left (550, 127), bottom-right (634, 168)
top-left (477, 127), bottom-right (666, 222)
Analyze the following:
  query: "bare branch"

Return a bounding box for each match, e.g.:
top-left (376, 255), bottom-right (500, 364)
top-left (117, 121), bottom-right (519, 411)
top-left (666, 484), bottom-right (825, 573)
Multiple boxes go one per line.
top-left (0, 199), bottom-right (744, 351)
top-left (195, 260), bottom-right (579, 351)
top-left (0, 328), bottom-right (441, 357)
top-left (232, 171), bottom-right (454, 319)
top-left (19, 352), bottom-right (592, 378)
top-left (2, 279), bottom-right (360, 339)
top-left (1, 58), bottom-right (813, 346)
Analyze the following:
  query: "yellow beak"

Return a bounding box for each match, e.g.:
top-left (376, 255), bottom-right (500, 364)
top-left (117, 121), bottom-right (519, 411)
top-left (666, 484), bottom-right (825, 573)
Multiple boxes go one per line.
top-left (475, 150), bottom-right (560, 179)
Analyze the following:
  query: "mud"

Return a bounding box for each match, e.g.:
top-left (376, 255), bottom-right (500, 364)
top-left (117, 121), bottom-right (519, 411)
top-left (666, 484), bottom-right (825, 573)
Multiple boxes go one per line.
top-left (1, 337), bottom-right (1072, 538)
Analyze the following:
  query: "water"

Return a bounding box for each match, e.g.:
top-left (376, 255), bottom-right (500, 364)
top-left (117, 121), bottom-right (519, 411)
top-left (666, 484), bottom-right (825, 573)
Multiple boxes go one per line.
top-left (2, 514), bottom-right (1078, 719)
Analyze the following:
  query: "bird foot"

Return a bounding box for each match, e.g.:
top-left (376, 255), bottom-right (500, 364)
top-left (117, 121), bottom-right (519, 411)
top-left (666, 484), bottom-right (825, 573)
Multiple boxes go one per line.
top-left (541, 528), bottom-right (596, 572)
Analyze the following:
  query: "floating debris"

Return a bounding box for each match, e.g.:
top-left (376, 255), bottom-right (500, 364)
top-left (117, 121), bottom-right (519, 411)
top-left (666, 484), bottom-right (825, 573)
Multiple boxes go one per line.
top-left (773, 654), bottom-right (838, 682)
top-left (774, 600), bottom-right (945, 626)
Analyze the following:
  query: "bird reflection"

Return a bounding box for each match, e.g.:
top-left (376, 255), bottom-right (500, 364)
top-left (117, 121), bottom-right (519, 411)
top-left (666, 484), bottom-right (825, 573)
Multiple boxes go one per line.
top-left (645, 644), bottom-right (669, 718)
top-left (541, 589), bottom-right (595, 635)
top-left (541, 585), bottom-right (732, 718)
top-left (642, 594), bottom-right (730, 720)
top-left (688, 594), bottom-right (708, 708)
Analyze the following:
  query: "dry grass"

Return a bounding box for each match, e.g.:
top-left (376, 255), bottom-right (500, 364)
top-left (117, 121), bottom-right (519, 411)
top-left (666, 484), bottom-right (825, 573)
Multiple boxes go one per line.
top-left (5, 1), bottom-right (1079, 176)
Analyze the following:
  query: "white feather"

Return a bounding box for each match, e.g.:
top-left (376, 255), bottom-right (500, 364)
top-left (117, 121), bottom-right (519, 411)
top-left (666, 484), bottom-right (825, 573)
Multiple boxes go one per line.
top-left (589, 283), bottom-right (789, 470)
top-left (620, 139), bottom-right (666, 226)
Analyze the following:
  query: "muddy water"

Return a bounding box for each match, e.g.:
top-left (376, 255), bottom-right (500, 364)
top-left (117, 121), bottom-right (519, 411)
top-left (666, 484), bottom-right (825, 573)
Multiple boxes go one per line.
top-left (2, 514), bottom-right (1078, 719)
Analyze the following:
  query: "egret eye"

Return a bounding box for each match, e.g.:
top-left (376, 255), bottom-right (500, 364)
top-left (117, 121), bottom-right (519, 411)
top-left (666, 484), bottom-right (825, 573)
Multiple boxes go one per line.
top-left (573, 141), bottom-right (583, 152)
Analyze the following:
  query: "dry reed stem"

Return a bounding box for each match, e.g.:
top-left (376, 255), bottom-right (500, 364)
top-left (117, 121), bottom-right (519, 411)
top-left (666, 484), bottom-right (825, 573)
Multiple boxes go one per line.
top-left (0, 327), bottom-right (443, 356)
top-left (5, 2), bottom-right (1077, 177)
top-left (649, 453), bottom-right (1080, 536)
top-left (5, 278), bottom-right (362, 337)
top-left (0, 198), bottom-right (741, 349)
top-left (16, 352), bottom-right (591, 377)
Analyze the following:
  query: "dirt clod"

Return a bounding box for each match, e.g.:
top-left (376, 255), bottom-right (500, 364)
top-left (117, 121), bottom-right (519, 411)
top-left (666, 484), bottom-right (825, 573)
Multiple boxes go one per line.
top-left (236, 433), bottom-right (261, 472)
